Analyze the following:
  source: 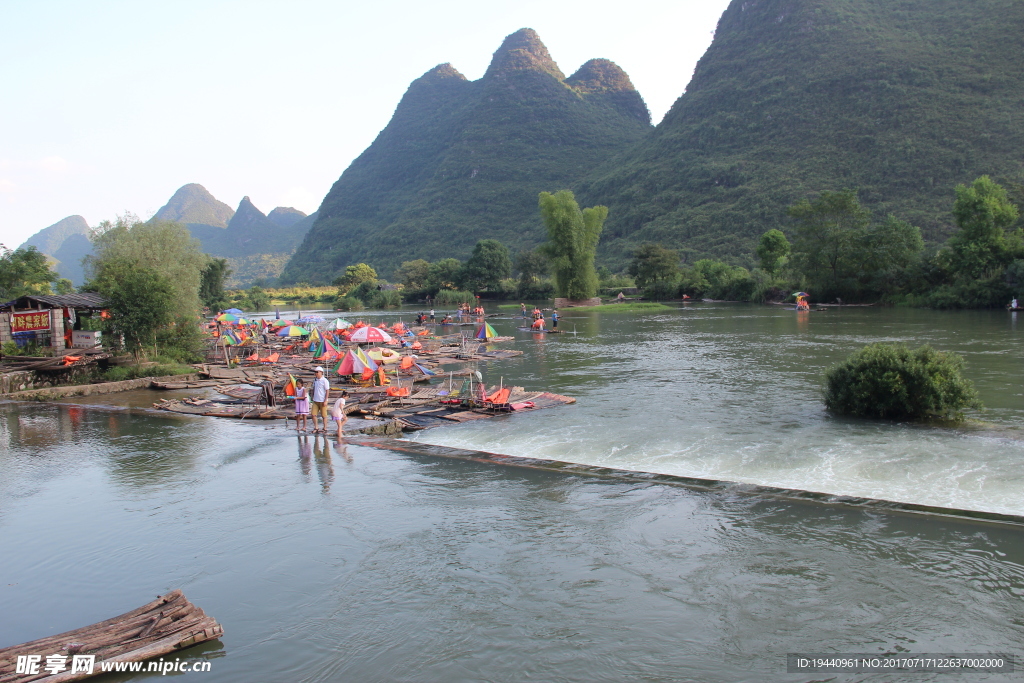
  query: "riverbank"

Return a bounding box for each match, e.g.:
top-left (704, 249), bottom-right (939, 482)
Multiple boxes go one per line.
top-left (0, 373), bottom-right (201, 401)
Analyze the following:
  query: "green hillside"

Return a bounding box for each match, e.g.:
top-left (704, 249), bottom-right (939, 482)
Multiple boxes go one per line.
top-left (280, 28), bottom-right (652, 284)
top-left (19, 215), bottom-right (92, 285)
top-left (581, 0), bottom-right (1024, 268)
top-left (154, 183), bottom-right (235, 227)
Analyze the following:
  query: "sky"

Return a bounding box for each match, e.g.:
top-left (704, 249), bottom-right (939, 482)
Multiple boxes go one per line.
top-left (0, 0), bottom-right (732, 248)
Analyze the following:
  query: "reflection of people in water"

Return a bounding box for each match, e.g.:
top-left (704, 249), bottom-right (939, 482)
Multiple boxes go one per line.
top-left (312, 434), bottom-right (335, 493)
top-left (297, 435), bottom-right (312, 478)
top-left (333, 438), bottom-right (353, 464)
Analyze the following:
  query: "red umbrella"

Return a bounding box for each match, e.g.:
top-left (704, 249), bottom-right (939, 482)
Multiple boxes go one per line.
top-left (348, 326), bottom-right (393, 343)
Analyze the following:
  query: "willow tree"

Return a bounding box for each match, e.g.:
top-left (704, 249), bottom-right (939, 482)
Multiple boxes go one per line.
top-left (538, 190), bottom-right (607, 300)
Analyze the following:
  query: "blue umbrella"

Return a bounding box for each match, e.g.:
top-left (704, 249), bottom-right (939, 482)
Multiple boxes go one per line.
top-left (224, 307), bottom-right (244, 315)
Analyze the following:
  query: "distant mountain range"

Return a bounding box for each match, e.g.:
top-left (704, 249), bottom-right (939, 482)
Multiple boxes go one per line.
top-left (280, 2), bottom-right (1024, 279)
top-left (279, 28), bottom-right (652, 284)
top-left (20, 184), bottom-right (316, 287)
top-left (20, 215), bottom-right (94, 286)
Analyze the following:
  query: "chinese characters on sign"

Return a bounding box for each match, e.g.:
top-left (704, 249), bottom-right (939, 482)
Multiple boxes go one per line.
top-left (15, 654), bottom-right (95, 675)
top-left (11, 311), bottom-right (51, 333)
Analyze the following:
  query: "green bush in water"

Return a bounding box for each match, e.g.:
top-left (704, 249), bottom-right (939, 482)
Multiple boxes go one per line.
top-left (365, 289), bottom-right (402, 308)
top-left (823, 343), bottom-right (981, 421)
top-left (432, 289), bottom-right (476, 306)
top-left (334, 296), bottom-right (364, 312)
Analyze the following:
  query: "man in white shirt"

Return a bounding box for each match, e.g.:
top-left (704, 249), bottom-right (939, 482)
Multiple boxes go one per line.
top-left (310, 367), bottom-right (331, 433)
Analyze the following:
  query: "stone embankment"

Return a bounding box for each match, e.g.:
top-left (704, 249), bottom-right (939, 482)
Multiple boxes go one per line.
top-left (0, 374), bottom-right (200, 401)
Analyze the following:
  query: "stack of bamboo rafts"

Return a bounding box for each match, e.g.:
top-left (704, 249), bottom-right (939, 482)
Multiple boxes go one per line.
top-left (0, 348), bottom-right (111, 375)
top-left (0, 591), bottom-right (222, 682)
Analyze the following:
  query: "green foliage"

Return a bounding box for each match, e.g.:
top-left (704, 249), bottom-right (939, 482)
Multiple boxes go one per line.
top-left (246, 286), bottom-right (271, 312)
top-left (395, 259), bottom-right (431, 291)
top-left (756, 230), bottom-right (790, 275)
top-left (788, 189), bottom-right (871, 296)
top-left (86, 214), bottom-right (206, 320)
top-left (93, 259), bottom-right (175, 358)
top-left (432, 289), bottom-right (476, 306)
top-left (823, 343), bottom-right (981, 421)
top-left (539, 190), bottom-right (606, 300)
top-left (365, 289), bottom-right (403, 308)
top-left (99, 363), bottom-right (194, 382)
top-left (515, 249), bottom-right (550, 296)
top-left (426, 259), bottom-right (463, 292)
top-left (0, 245), bottom-right (60, 301)
top-left (787, 190), bottom-right (924, 301)
top-left (154, 318), bottom-right (205, 363)
top-left (200, 258), bottom-right (232, 309)
top-left (945, 175), bottom-right (1021, 280)
top-left (628, 243), bottom-right (679, 289)
top-left (334, 295), bottom-right (364, 312)
top-left (2, 340), bottom-right (42, 356)
top-left (333, 263), bottom-right (378, 294)
top-left (458, 239), bottom-right (512, 290)
top-left (223, 253), bottom-right (291, 288)
top-left (680, 259), bottom-right (756, 301)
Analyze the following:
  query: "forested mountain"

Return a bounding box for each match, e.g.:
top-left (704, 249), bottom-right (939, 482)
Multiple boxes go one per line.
top-left (18, 215), bottom-right (93, 285)
top-left (280, 28), bottom-right (652, 283)
top-left (153, 183), bottom-right (235, 227)
top-left (151, 185), bottom-right (315, 285)
top-left (581, 0), bottom-right (1024, 267)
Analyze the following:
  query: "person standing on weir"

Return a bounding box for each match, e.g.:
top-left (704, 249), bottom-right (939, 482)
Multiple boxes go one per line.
top-left (310, 366), bottom-right (331, 434)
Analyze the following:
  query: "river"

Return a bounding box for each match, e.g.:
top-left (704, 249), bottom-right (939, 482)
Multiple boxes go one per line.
top-left (1, 303), bottom-right (1022, 681)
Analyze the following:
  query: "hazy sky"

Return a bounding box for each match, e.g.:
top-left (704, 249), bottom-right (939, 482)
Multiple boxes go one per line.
top-left (0, 0), bottom-right (732, 248)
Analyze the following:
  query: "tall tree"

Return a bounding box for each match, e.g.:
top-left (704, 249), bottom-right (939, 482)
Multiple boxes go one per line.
top-left (92, 258), bottom-right (175, 359)
top-left (458, 239), bottom-right (512, 290)
top-left (395, 259), bottom-right (431, 291)
top-left (788, 189), bottom-right (870, 295)
top-left (199, 257), bottom-right (232, 309)
top-left (86, 213), bottom-right (207, 319)
top-left (515, 249), bottom-right (549, 288)
top-left (0, 245), bottom-right (60, 301)
top-left (945, 176), bottom-right (1020, 280)
top-left (539, 190), bottom-right (606, 300)
top-left (426, 259), bottom-right (463, 291)
top-left (755, 230), bottom-right (791, 275)
top-left (332, 263), bottom-right (378, 294)
top-left (628, 243), bottom-right (679, 288)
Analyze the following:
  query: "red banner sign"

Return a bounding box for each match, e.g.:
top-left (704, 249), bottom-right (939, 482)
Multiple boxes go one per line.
top-left (11, 311), bottom-right (51, 333)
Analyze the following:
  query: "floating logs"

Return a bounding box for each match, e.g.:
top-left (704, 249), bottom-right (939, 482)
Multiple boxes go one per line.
top-left (0, 590), bottom-right (222, 682)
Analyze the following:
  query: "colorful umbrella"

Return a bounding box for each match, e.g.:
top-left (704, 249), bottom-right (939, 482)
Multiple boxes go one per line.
top-left (793, 292), bottom-right (809, 298)
top-left (270, 319), bottom-right (293, 328)
top-left (475, 322), bottom-right (498, 340)
top-left (276, 325), bottom-right (310, 337)
top-left (348, 326), bottom-right (393, 343)
top-left (335, 348), bottom-right (378, 375)
top-left (216, 313), bottom-right (242, 322)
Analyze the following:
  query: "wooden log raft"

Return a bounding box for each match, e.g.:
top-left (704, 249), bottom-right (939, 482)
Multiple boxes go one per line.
top-left (0, 590), bottom-right (222, 682)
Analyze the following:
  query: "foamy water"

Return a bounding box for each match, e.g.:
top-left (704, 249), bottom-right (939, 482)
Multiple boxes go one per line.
top-left (411, 304), bottom-right (1024, 516)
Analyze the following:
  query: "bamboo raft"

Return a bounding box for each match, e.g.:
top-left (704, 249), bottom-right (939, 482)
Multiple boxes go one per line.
top-left (0, 590), bottom-right (221, 682)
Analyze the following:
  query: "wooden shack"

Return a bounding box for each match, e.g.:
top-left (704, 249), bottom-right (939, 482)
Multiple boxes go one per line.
top-left (0, 293), bottom-right (107, 356)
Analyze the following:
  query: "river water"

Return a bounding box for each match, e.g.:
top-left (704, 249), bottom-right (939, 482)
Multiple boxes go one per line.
top-left (415, 304), bottom-right (1024, 517)
top-left (2, 304), bottom-right (1023, 681)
